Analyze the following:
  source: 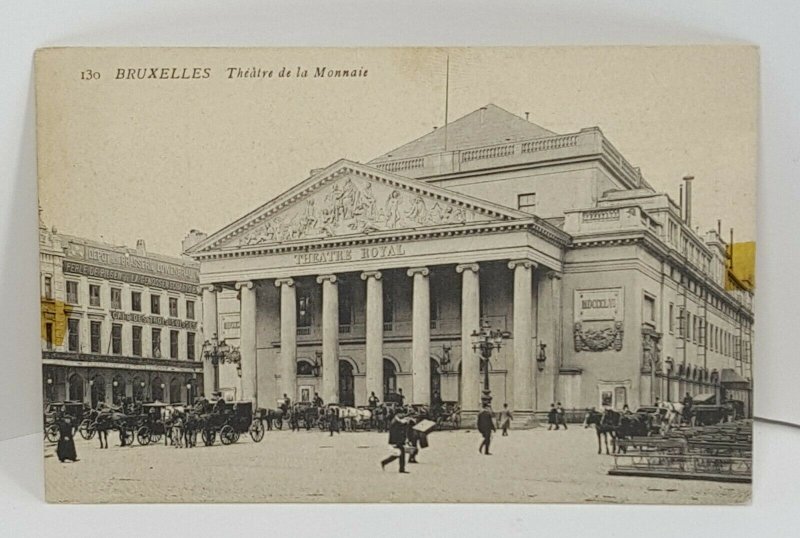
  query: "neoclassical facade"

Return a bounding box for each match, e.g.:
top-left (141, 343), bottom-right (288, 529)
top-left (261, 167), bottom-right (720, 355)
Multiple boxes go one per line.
top-left (188, 105), bottom-right (753, 419)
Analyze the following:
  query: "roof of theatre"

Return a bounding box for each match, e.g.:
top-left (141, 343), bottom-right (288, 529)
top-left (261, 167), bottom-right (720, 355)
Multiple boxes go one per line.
top-left (369, 104), bottom-right (556, 163)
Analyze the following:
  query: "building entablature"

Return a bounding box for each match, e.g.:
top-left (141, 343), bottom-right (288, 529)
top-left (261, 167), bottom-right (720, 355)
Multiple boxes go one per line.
top-left (42, 351), bottom-right (203, 373)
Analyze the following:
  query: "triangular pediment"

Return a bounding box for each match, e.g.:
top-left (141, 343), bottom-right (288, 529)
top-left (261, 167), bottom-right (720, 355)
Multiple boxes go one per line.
top-left (189, 159), bottom-right (531, 254)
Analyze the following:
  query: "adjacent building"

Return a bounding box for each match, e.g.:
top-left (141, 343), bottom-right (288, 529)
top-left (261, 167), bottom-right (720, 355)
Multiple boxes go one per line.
top-left (40, 216), bottom-right (204, 407)
top-left (185, 104), bottom-right (754, 420)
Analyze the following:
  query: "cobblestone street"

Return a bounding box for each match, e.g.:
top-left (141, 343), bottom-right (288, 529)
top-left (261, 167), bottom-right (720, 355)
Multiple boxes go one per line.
top-left (45, 426), bottom-right (749, 504)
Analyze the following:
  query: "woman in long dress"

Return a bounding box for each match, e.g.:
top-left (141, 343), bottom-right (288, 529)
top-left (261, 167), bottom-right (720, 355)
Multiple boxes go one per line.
top-left (56, 417), bottom-right (78, 462)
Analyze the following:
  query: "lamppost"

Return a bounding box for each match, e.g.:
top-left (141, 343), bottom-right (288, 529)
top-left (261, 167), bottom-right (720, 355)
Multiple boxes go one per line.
top-left (470, 320), bottom-right (511, 406)
top-left (45, 374), bottom-right (54, 403)
top-left (201, 333), bottom-right (241, 391)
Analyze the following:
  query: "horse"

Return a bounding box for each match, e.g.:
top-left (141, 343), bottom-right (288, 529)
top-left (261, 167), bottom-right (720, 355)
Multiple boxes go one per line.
top-left (93, 410), bottom-right (113, 449)
top-left (183, 411), bottom-right (200, 447)
top-left (263, 408), bottom-right (286, 430)
top-left (615, 412), bottom-right (652, 453)
top-left (583, 408), bottom-right (619, 455)
top-left (657, 402), bottom-right (685, 434)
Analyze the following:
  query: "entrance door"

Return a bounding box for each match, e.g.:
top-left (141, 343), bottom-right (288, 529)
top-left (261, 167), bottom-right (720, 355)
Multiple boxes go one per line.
top-left (383, 358), bottom-right (397, 401)
top-left (339, 360), bottom-right (355, 406)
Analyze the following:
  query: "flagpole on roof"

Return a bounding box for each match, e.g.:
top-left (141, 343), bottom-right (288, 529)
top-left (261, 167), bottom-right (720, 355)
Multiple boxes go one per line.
top-left (444, 54), bottom-right (450, 152)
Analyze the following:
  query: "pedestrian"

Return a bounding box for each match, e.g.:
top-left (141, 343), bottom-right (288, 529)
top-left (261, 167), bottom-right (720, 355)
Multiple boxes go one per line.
top-left (682, 392), bottom-right (693, 424)
top-left (477, 404), bottom-right (495, 455)
top-left (312, 392), bottom-right (323, 407)
top-left (498, 403), bottom-right (513, 436)
top-left (368, 391), bottom-right (379, 408)
top-left (548, 403), bottom-right (558, 430)
top-left (328, 407), bottom-right (340, 437)
top-left (397, 388), bottom-right (405, 406)
top-left (405, 416), bottom-right (420, 464)
top-left (381, 413), bottom-right (410, 473)
top-left (556, 402), bottom-right (568, 430)
top-left (56, 416), bottom-right (78, 463)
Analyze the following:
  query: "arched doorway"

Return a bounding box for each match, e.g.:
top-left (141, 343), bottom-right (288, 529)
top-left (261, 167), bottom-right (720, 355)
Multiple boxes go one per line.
top-left (112, 375), bottom-right (126, 405)
top-left (90, 376), bottom-right (106, 408)
top-left (339, 360), bottom-right (355, 406)
top-left (169, 378), bottom-right (182, 404)
top-left (133, 375), bottom-right (146, 403)
top-left (430, 358), bottom-right (441, 401)
top-left (68, 373), bottom-right (84, 402)
top-left (151, 377), bottom-right (164, 402)
top-left (383, 358), bottom-right (397, 401)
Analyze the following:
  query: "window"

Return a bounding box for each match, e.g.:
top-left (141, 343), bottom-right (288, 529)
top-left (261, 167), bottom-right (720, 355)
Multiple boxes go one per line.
top-left (643, 294), bottom-right (656, 325)
top-left (152, 328), bottom-right (162, 358)
top-left (686, 312), bottom-right (692, 341)
top-left (678, 307), bottom-right (685, 338)
top-left (170, 330), bottom-right (179, 359)
top-left (169, 297), bottom-right (179, 318)
top-left (186, 300), bottom-right (195, 320)
top-left (517, 192), bottom-right (537, 212)
top-left (111, 324), bottom-right (122, 355)
top-left (150, 294), bottom-right (161, 315)
top-left (131, 291), bottom-right (142, 312)
top-left (668, 303), bottom-right (674, 333)
top-left (66, 281), bottom-right (79, 304)
top-left (297, 290), bottom-right (312, 328)
top-left (90, 320), bottom-right (101, 353)
top-left (297, 360), bottom-right (315, 376)
top-left (89, 284), bottom-right (101, 307)
top-left (111, 287), bottom-right (122, 310)
top-left (187, 332), bottom-right (195, 360)
top-left (44, 276), bottom-right (53, 300)
top-left (132, 326), bottom-right (142, 356)
top-left (45, 323), bottom-right (53, 350)
top-left (67, 318), bottom-right (80, 351)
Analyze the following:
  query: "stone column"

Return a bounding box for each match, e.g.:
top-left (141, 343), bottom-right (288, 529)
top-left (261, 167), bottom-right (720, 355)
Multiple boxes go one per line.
top-left (456, 263), bottom-right (480, 412)
top-left (317, 274), bottom-right (339, 405)
top-left (200, 284), bottom-right (218, 397)
top-left (407, 267), bottom-right (431, 405)
top-left (361, 271), bottom-right (383, 402)
top-left (508, 260), bottom-right (536, 413)
top-left (275, 278), bottom-right (297, 401)
top-left (236, 281), bottom-right (257, 406)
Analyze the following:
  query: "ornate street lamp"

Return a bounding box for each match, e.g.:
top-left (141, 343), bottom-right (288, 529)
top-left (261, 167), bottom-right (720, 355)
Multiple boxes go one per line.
top-left (470, 320), bottom-right (511, 406)
top-left (201, 333), bottom-right (241, 390)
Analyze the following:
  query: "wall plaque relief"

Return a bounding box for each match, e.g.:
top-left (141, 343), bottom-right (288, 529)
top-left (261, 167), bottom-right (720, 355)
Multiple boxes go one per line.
top-left (573, 288), bottom-right (624, 352)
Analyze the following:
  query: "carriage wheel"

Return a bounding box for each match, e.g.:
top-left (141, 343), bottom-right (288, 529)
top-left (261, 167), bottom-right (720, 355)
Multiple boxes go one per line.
top-left (232, 431), bottom-right (241, 443)
top-left (202, 429), bottom-right (216, 446)
top-left (220, 425), bottom-right (235, 445)
top-left (150, 433), bottom-right (162, 444)
top-left (78, 419), bottom-right (93, 440)
top-left (45, 424), bottom-right (60, 443)
top-left (137, 426), bottom-right (152, 446)
top-left (275, 417), bottom-right (283, 430)
top-left (250, 419), bottom-right (265, 442)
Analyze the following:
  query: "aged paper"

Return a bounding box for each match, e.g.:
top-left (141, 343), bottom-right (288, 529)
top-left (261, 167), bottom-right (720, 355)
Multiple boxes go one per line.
top-left (36, 47), bottom-right (756, 503)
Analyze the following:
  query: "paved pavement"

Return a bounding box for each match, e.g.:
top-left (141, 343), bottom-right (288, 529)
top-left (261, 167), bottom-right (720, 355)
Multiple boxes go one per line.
top-left (44, 426), bottom-right (750, 504)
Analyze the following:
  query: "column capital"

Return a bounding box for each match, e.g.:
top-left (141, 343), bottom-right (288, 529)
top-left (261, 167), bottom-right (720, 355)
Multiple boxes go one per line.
top-left (199, 284), bottom-right (220, 293)
top-left (507, 259), bottom-right (537, 271)
top-left (316, 274), bottom-right (338, 285)
top-left (274, 277), bottom-right (295, 288)
top-left (407, 266), bottom-right (430, 278)
top-left (360, 270), bottom-right (382, 281)
top-left (546, 271), bottom-right (562, 280)
top-left (234, 280), bottom-right (255, 291)
top-left (455, 263), bottom-right (480, 274)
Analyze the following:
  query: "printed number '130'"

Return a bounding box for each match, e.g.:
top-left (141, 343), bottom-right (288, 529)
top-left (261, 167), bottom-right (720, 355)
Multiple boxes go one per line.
top-left (80, 70), bottom-right (100, 81)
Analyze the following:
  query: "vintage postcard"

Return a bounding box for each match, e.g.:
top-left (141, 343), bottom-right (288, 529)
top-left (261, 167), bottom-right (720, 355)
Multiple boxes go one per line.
top-left (36, 46), bottom-right (756, 503)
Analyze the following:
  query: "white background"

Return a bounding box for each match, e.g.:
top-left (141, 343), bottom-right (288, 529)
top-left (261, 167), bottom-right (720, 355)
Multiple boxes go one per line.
top-left (2, 1), bottom-right (798, 535)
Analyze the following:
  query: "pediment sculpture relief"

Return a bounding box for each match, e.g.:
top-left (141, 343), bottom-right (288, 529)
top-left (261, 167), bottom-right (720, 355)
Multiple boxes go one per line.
top-left (237, 176), bottom-right (476, 246)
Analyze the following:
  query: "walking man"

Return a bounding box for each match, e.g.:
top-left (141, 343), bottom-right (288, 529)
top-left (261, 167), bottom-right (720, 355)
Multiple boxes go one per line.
top-left (381, 413), bottom-right (409, 473)
top-left (328, 406), bottom-right (340, 437)
top-left (477, 404), bottom-right (496, 455)
top-left (498, 403), bottom-right (513, 436)
top-left (547, 403), bottom-right (558, 430)
top-left (556, 402), bottom-right (568, 430)
top-left (368, 391), bottom-right (379, 408)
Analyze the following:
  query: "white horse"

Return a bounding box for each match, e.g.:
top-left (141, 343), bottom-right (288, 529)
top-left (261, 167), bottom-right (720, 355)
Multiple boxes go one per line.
top-left (657, 402), bottom-right (685, 434)
top-left (337, 407), bottom-right (372, 431)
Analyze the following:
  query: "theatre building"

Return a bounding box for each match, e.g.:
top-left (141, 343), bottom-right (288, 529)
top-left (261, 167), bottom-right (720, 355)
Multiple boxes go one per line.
top-left (187, 105), bottom-right (753, 421)
top-left (40, 218), bottom-right (204, 407)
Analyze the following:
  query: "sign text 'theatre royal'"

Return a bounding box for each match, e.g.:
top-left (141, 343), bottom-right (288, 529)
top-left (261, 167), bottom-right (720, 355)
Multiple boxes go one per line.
top-left (293, 244), bottom-right (407, 266)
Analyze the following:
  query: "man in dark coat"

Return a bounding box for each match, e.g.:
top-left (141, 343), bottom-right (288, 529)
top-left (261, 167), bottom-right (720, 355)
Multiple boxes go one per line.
top-left (477, 404), bottom-right (496, 455)
top-left (328, 406), bottom-right (340, 436)
top-left (381, 414), bottom-right (409, 472)
top-left (56, 416), bottom-right (78, 462)
top-left (547, 403), bottom-right (558, 430)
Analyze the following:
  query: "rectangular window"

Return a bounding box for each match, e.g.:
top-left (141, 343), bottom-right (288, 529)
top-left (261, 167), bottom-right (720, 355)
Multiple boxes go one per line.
top-left (152, 328), bottom-right (162, 358)
top-left (111, 324), bottom-right (122, 355)
top-left (89, 284), bottom-right (101, 307)
top-left (668, 303), bottom-right (674, 334)
top-left (90, 320), bottom-right (101, 353)
top-left (66, 281), bottom-right (79, 304)
top-left (186, 300), bottom-right (195, 320)
top-left (44, 276), bottom-right (53, 300)
top-left (678, 307), bottom-right (685, 338)
top-left (517, 192), bottom-right (536, 212)
top-left (45, 323), bottom-right (53, 350)
top-left (111, 287), bottom-right (122, 310)
top-left (131, 291), bottom-right (142, 312)
top-left (132, 326), bottom-right (142, 356)
top-left (187, 332), bottom-right (196, 360)
top-left (643, 294), bottom-right (656, 325)
top-left (297, 290), bottom-right (312, 328)
top-left (169, 297), bottom-right (179, 318)
top-left (67, 318), bottom-right (80, 351)
top-left (686, 312), bottom-right (692, 341)
top-left (150, 294), bottom-right (161, 315)
top-left (170, 330), bottom-right (179, 359)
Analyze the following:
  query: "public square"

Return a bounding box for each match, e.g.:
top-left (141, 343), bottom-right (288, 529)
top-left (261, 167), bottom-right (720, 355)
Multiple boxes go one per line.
top-left (44, 426), bottom-right (749, 504)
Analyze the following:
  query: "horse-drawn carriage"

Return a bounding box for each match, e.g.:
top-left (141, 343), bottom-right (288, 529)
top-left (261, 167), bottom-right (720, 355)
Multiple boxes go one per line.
top-left (44, 401), bottom-right (87, 442)
top-left (200, 400), bottom-right (265, 445)
top-left (132, 402), bottom-right (171, 445)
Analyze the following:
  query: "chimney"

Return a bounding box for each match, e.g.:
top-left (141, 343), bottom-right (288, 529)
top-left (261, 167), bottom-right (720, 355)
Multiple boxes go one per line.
top-left (182, 229), bottom-right (208, 253)
top-left (525, 112), bottom-right (530, 121)
top-left (682, 175), bottom-right (694, 226)
top-left (136, 239), bottom-right (147, 257)
top-left (479, 106), bottom-right (487, 126)
top-left (717, 219), bottom-right (722, 236)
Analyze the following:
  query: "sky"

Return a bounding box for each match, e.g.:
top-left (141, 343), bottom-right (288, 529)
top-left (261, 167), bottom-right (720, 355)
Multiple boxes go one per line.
top-left (36, 46), bottom-right (758, 256)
